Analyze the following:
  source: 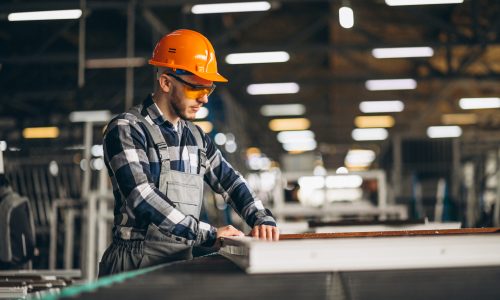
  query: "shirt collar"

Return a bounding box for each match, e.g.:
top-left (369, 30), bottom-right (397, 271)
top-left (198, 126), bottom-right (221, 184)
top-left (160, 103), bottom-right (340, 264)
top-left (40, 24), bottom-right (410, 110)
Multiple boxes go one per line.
top-left (142, 94), bottom-right (187, 130)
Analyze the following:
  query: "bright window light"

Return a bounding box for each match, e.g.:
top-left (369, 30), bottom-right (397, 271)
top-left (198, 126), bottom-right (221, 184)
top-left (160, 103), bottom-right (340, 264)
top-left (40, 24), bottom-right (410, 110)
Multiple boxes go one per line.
top-left (195, 107), bottom-right (209, 119)
top-left (459, 97), bottom-right (500, 110)
top-left (352, 128), bottom-right (388, 141)
top-left (191, 2), bottom-right (271, 14)
top-left (225, 51), bottom-right (289, 64)
top-left (282, 140), bottom-right (317, 152)
top-left (372, 47), bottom-right (434, 58)
top-left (247, 82), bottom-right (300, 95)
top-left (354, 115), bottom-right (395, 128)
top-left (339, 7), bottom-right (354, 29)
top-left (23, 127), bottom-right (60, 139)
top-left (269, 118), bottom-right (310, 131)
top-left (260, 104), bottom-right (305, 116)
top-left (365, 79), bottom-right (417, 91)
top-left (325, 175), bottom-right (363, 189)
top-left (427, 126), bottom-right (462, 138)
top-left (277, 130), bottom-right (315, 143)
top-left (8, 9), bottom-right (82, 21)
top-left (385, 0), bottom-right (463, 6)
top-left (193, 121), bottom-right (213, 133)
top-left (345, 149), bottom-right (376, 168)
top-left (359, 100), bottom-right (405, 113)
top-left (441, 113), bottom-right (477, 125)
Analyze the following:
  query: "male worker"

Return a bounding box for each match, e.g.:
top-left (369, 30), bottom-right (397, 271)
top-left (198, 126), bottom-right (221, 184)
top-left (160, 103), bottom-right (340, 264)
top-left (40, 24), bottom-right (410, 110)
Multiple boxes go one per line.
top-left (98, 29), bottom-right (279, 276)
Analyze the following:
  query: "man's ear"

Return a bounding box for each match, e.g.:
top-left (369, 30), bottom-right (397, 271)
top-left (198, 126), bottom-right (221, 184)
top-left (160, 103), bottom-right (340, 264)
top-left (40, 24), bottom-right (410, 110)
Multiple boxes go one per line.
top-left (158, 73), bottom-right (171, 93)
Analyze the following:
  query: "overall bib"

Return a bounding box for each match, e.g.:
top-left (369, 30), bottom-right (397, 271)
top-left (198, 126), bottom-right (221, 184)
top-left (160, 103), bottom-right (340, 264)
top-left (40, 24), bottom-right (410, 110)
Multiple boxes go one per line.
top-left (98, 105), bottom-right (207, 276)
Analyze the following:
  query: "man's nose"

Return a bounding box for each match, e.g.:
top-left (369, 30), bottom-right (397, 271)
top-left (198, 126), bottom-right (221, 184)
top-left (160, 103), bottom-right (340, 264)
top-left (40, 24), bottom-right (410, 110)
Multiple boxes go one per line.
top-left (197, 94), bottom-right (209, 104)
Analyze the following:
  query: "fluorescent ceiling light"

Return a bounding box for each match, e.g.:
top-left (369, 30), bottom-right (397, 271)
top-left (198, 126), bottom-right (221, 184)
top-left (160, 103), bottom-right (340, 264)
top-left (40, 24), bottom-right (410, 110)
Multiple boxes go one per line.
top-left (359, 100), bottom-right (404, 113)
top-left (365, 79), bottom-right (417, 91)
top-left (282, 140), bottom-right (317, 152)
top-left (298, 176), bottom-right (325, 190)
top-left (385, 0), bottom-right (463, 6)
top-left (338, 7), bottom-right (354, 29)
top-left (193, 121), bottom-right (213, 133)
top-left (345, 149), bottom-right (376, 168)
top-left (69, 110), bottom-right (111, 123)
top-left (225, 51), bottom-right (289, 64)
top-left (354, 115), bottom-right (395, 128)
top-left (427, 126), bottom-right (462, 138)
top-left (85, 57), bottom-right (146, 69)
top-left (191, 1), bottom-right (271, 14)
top-left (195, 107), bottom-right (209, 119)
top-left (260, 104), bottom-right (305, 117)
top-left (441, 113), bottom-right (477, 125)
top-left (277, 130), bottom-right (315, 143)
top-left (372, 47), bottom-right (434, 58)
top-left (23, 127), bottom-right (60, 139)
top-left (325, 175), bottom-right (363, 189)
top-left (351, 128), bottom-right (388, 141)
top-left (269, 118), bottom-right (310, 131)
top-left (459, 97), bottom-right (500, 110)
top-left (8, 9), bottom-right (82, 21)
top-left (247, 82), bottom-right (300, 95)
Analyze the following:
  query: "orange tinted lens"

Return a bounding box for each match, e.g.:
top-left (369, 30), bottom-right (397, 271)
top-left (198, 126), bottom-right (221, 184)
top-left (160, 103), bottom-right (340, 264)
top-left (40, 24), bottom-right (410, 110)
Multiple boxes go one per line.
top-left (183, 86), bottom-right (214, 98)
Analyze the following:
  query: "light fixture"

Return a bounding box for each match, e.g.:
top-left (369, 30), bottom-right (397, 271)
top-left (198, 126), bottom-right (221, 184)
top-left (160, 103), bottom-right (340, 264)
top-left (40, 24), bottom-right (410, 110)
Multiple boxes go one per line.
top-left (214, 133), bottom-right (227, 145)
top-left (195, 107), bottom-right (209, 119)
top-left (365, 79), bottom-right (417, 91)
top-left (354, 115), bottom-right (395, 128)
top-left (351, 128), bottom-right (388, 141)
top-left (298, 176), bottom-right (325, 190)
top-left (269, 118), bottom-right (310, 131)
top-left (282, 140), bottom-right (317, 152)
top-left (385, 0), bottom-right (463, 6)
top-left (345, 149), bottom-right (376, 168)
top-left (338, 6), bottom-right (354, 29)
top-left (8, 9), bottom-right (82, 21)
top-left (191, 1), bottom-right (271, 14)
top-left (325, 175), bottom-right (363, 189)
top-left (459, 97), bottom-right (500, 110)
top-left (427, 126), bottom-right (462, 138)
top-left (225, 51), bottom-right (289, 64)
top-left (336, 167), bottom-right (349, 174)
top-left (247, 82), bottom-right (300, 95)
top-left (260, 104), bottom-right (305, 117)
top-left (372, 47), bottom-right (434, 58)
top-left (441, 113), bottom-right (477, 125)
top-left (23, 127), bottom-right (60, 139)
top-left (359, 100), bottom-right (405, 113)
top-left (276, 130), bottom-right (315, 143)
top-left (69, 110), bottom-right (111, 123)
top-left (193, 121), bottom-right (213, 133)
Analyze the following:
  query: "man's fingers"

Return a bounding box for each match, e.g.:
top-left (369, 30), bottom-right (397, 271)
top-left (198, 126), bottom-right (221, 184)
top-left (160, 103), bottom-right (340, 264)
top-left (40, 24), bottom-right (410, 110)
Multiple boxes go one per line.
top-left (266, 226), bottom-right (273, 241)
top-left (273, 227), bottom-right (280, 241)
top-left (260, 226), bottom-right (267, 240)
top-left (252, 227), bottom-right (259, 238)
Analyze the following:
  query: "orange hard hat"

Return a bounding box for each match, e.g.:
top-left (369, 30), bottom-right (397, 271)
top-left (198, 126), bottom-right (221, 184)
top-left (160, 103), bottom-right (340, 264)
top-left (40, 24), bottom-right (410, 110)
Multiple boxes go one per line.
top-left (149, 29), bottom-right (228, 82)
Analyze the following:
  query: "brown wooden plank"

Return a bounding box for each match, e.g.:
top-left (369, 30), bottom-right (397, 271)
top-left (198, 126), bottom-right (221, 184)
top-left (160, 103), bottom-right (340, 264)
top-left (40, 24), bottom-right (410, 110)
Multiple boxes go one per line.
top-left (280, 228), bottom-right (500, 240)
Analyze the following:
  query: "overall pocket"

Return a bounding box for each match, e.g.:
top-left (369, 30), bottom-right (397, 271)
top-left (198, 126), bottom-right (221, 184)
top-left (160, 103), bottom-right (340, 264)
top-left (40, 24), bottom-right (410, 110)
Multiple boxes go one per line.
top-left (141, 224), bottom-right (193, 266)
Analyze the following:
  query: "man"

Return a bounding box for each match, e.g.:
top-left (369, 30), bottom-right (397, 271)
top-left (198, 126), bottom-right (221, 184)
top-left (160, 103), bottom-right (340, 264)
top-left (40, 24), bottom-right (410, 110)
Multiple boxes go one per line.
top-left (98, 29), bottom-right (279, 276)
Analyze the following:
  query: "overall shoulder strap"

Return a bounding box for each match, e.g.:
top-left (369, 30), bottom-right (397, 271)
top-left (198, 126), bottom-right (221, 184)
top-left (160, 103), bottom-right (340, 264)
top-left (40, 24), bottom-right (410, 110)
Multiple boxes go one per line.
top-left (128, 105), bottom-right (170, 164)
top-left (186, 122), bottom-right (207, 175)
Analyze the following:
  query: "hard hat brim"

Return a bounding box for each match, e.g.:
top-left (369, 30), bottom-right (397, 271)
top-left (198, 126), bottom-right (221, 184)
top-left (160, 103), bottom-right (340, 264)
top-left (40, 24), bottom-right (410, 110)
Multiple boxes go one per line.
top-left (149, 59), bottom-right (228, 83)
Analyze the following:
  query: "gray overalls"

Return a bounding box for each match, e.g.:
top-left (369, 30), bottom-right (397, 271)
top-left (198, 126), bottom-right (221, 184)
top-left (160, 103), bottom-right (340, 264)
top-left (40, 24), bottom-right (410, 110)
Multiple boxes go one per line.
top-left (98, 104), bottom-right (207, 276)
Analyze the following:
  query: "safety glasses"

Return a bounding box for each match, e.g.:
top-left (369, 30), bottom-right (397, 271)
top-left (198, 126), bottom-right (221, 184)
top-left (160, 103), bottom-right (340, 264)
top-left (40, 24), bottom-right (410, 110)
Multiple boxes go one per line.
top-left (167, 73), bottom-right (216, 98)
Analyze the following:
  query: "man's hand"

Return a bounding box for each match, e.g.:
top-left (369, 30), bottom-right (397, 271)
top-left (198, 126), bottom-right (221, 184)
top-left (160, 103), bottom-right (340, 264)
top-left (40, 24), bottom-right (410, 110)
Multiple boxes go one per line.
top-left (216, 225), bottom-right (244, 239)
top-left (213, 225), bottom-right (244, 249)
top-left (250, 225), bottom-right (279, 241)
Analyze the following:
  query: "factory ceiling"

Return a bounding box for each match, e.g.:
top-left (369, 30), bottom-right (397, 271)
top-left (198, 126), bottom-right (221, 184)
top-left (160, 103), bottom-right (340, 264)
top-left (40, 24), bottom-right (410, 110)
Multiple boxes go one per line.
top-left (0, 0), bottom-right (499, 168)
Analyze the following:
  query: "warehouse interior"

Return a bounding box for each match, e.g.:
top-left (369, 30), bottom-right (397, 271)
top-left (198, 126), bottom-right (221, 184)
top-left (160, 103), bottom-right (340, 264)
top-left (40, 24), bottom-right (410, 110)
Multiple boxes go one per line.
top-left (1, 0), bottom-right (500, 299)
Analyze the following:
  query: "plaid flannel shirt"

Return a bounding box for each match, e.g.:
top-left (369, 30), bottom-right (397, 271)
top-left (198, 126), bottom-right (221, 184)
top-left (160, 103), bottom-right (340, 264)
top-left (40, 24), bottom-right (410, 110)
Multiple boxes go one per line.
top-left (103, 95), bottom-right (276, 247)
